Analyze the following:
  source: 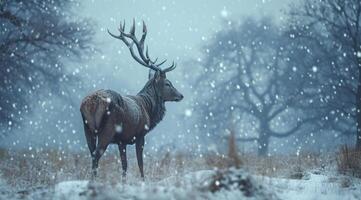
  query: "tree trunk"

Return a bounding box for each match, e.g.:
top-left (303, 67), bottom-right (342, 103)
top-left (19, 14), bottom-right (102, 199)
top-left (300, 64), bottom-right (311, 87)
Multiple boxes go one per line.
top-left (356, 80), bottom-right (361, 150)
top-left (257, 121), bottom-right (270, 156)
top-left (356, 56), bottom-right (361, 150)
top-left (257, 133), bottom-right (269, 156)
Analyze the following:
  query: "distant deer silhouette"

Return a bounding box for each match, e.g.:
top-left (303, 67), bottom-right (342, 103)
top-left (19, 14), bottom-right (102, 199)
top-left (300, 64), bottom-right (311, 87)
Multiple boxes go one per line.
top-left (80, 20), bottom-right (183, 180)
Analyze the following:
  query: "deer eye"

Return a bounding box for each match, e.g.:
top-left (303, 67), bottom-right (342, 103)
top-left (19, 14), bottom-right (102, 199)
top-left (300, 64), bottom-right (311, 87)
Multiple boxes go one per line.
top-left (165, 83), bottom-right (171, 87)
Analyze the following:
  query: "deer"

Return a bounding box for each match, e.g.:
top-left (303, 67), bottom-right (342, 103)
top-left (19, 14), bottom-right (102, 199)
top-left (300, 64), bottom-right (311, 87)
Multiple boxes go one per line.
top-left (80, 20), bottom-right (183, 180)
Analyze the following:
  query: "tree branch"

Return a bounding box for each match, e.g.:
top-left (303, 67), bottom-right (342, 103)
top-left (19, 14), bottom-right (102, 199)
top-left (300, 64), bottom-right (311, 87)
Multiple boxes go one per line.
top-left (0, 10), bottom-right (23, 27)
top-left (270, 117), bottom-right (318, 138)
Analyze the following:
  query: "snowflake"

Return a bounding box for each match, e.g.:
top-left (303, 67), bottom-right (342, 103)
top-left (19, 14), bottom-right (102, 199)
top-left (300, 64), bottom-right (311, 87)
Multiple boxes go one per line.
top-left (185, 109), bottom-right (192, 117)
top-left (220, 7), bottom-right (228, 18)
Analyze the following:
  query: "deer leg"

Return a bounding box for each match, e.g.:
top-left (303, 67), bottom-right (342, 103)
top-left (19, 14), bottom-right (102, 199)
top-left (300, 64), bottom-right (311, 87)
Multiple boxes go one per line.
top-left (84, 128), bottom-right (96, 157)
top-left (82, 117), bottom-right (98, 179)
top-left (118, 143), bottom-right (127, 179)
top-left (91, 118), bottom-right (115, 179)
top-left (92, 144), bottom-right (108, 178)
top-left (136, 136), bottom-right (145, 180)
top-left (82, 114), bottom-right (96, 156)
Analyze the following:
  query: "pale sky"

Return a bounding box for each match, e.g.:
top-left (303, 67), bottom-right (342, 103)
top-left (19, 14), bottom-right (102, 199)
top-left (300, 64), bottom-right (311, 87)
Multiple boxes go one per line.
top-left (1, 0), bottom-right (292, 151)
top-left (75, 0), bottom-right (292, 151)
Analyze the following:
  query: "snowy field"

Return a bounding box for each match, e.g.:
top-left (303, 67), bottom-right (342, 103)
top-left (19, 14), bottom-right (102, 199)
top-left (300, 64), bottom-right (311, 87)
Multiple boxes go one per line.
top-left (0, 149), bottom-right (360, 200)
top-left (2, 1), bottom-right (361, 200)
top-left (260, 173), bottom-right (361, 200)
top-left (1, 168), bottom-right (360, 200)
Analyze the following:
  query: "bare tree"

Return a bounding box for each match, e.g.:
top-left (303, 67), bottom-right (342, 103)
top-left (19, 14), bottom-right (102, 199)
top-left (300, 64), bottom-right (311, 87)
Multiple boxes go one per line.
top-left (288, 0), bottom-right (361, 149)
top-left (0, 0), bottom-right (94, 134)
top-left (194, 17), bottom-right (319, 156)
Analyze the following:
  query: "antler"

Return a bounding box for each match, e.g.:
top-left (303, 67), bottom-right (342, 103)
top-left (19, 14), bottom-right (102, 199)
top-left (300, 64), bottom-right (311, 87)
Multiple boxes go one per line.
top-left (108, 19), bottom-right (176, 72)
top-left (162, 61), bottom-right (176, 73)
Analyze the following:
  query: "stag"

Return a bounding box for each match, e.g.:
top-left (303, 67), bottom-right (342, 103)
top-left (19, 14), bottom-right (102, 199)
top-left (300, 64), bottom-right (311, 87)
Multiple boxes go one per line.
top-left (80, 20), bottom-right (183, 180)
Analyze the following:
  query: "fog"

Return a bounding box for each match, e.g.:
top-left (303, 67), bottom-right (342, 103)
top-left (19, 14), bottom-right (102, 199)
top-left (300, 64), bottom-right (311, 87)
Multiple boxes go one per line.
top-left (5, 0), bottom-right (344, 156)
top-left (2, 1), bottom-right (361, 199)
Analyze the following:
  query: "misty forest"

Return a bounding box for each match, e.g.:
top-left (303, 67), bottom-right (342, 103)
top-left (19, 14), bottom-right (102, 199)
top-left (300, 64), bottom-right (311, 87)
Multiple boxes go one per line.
top-left (1, 0), bottom-right (361, 199)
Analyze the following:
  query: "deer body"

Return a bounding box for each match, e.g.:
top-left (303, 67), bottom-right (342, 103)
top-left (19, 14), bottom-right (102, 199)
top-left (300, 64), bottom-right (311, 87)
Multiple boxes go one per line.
top-left (81, 90), bottom-right (151, 144)
top-left (80, 20), bottom-right (183, 180)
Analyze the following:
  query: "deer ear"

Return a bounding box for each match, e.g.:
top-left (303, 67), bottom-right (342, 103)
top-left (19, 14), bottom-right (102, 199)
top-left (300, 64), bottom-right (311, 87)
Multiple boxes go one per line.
top-left (149, 69), bottom-right (163, 82)
top-left (155, 71), bottom-right (163, 82)
top-left (148, 69), bottom-right (159, 80)
top-left (148, 69), bottom-right (156, 80)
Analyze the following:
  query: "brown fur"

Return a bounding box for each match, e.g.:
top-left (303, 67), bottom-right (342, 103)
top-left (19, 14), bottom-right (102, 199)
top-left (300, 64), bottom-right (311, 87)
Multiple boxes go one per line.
top-left (80, 74), bottom-right (182, 179)
top-left (82, 20), bottom-right (183, 180)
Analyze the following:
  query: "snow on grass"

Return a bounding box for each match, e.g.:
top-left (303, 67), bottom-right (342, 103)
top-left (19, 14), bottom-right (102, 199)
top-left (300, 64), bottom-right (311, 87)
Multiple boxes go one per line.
top-left (54, 180), bottom-right (89, 200)
top-left (52, 169), bottom-right (274, 200)
top-left (0, 177), bottom-right (15, 199)
top-left (55, 180), bottom-right (199, 200)
top-left (1, 169), bottom-right (361, 200)
top-left (0, 174), bottom-right (51, 200)
top-left (263, 173), bottom-right (361, 200)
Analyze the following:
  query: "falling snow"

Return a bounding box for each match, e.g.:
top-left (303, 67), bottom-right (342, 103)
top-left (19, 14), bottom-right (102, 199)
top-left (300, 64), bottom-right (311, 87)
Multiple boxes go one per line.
top-left (0, 0), bottom-right (360, 199)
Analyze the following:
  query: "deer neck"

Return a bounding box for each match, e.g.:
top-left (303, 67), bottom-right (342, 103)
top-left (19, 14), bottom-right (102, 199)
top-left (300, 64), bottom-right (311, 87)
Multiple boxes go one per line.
top-left (137, 80), bottom-right (166, 130)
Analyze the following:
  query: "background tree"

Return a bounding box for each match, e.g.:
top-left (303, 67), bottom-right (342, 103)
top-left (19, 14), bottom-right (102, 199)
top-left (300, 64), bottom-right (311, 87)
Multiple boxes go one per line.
top-left (0, 0), bottom-right (94, 135)
top-left (193, 17), bottom-right (320, 156)
top-left (288, 0), bottom-right (361, 149)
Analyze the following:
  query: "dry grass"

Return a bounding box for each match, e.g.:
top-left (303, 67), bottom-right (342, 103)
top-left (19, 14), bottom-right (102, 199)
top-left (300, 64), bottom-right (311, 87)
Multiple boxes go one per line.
top-left (0, 149), bottom-right (318, 189)
top-left (227, 130), bottom-right (243, 168)
top-left (0, 140), bottom-right (333, 191)
top-left (0, 149), bottom-right (90, 188)
top-left (204, 130), bottom-right (243, 170)
top-left (336, 145), bottom-right (361, 178)
top-left (203, 132), bottom-right (325, 178)
top-left (0, 148), bottom-right (208, 190)
top-left (204, 151), bottom-right (325, 179)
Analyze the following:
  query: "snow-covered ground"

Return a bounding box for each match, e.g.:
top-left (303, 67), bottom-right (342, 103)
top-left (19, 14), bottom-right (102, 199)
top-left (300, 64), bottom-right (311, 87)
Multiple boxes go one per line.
top-left (1, 169), bottom-right (360, 200)
top-left (262, 173), bottom-right (361, 200)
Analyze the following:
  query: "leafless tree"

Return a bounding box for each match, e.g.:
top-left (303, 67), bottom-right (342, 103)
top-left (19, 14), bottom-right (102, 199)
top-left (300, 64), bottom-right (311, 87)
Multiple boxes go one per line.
top-left (0, 0), bottom-right (94, 134)
top-left (288, 0), bottom-right (361, 149)
top-left (194, 17), bottom-right (319, 156)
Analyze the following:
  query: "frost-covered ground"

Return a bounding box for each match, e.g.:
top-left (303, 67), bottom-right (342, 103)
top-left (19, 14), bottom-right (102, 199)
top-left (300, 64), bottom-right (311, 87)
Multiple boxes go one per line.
top-left (261, 173), bottom-right (361, 200)
top-left (1, 169), bottom-right (360, 200)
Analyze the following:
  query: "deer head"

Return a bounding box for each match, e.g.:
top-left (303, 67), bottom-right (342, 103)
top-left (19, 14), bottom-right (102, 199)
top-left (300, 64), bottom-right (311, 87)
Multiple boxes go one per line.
top-left (108, 19), bottom-right (183, 102)
top-left (150, 70), bottom-right (183, 102)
